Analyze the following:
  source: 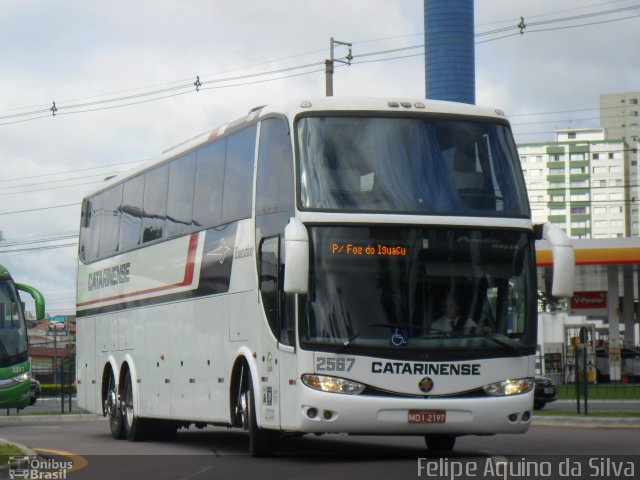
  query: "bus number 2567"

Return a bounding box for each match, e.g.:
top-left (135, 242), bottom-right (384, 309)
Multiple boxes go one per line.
top-left (316, 357), bottom-right (356, 372)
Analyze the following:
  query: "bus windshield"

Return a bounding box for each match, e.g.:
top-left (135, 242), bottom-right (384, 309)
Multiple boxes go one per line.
top-left (297, 115), bottom-right (529, 217)
top-left (0, 280), bottom-right (28, 366)
top-left (300, 226), bottom-right (537, 359)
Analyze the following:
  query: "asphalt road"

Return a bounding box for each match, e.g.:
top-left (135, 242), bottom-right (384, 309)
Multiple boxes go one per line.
top-left (0, 417), bottom-right (638, 480)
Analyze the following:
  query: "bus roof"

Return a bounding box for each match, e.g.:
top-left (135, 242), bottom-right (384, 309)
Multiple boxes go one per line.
top-left (257, 97), bottom-right (507, 122)
top-left (84, 97), bottom-right (510, 198)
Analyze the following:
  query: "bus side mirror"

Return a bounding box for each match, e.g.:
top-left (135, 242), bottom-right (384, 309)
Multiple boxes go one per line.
top-left (540, 222), bottom-right (575, 298)
top-left (16, 283), bottom-right (45, 320)
top-left (283, 218), bottom-right (309, 294)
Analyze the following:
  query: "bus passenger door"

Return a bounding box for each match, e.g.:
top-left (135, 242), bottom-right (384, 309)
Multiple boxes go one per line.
top-left (277, 294), bottom-right (298, 430)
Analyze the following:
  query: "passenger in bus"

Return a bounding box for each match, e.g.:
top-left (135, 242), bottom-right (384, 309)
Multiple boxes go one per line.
top-left (432, 293), bottom-right (479, 335)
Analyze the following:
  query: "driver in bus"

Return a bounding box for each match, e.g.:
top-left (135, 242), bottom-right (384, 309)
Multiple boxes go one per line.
top-left (432, 293), bottom-right (479, 335)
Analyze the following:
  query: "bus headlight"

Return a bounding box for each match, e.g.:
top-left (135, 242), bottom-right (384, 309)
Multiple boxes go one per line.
top-left (302, 374), bottom-right (365, 395)
top-left (0, 372), bottom-right (30, 389)
top-left (482, 378), bottom-right (534, 397)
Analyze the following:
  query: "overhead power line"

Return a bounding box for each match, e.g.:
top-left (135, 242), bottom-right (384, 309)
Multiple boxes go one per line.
top-left (0, 202), bottom-right (79, 216)
top-left (476, 3), bottom-right (640, 37)
top-left (0, 4), bottom-right (638, 127)
top-left (0, 242), bottom-right (78, 256)
top-left (0, 230), bottom-right (79, 257)
top-left (0, 231), bottom-right (77, 246)
top-left (0, 6), bottom-right (637, 223)
top-left (0, 159), bottom-right (146, 185)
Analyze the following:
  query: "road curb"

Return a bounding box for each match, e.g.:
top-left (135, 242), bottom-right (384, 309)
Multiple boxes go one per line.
top-left (0, 414), bottom-right (104, 423)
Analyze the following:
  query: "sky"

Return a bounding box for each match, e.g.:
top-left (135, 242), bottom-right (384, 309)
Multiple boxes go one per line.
top-left (0, 0), bottom-right (639, 316)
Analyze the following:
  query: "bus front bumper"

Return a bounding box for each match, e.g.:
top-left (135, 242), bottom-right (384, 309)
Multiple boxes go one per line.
top-left (287, 388), bottom-right (534, 435)
top-left (0, 376), bottom-right (30, 409)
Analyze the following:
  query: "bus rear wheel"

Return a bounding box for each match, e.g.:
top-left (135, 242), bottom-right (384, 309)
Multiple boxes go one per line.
top-left (240, 374), bottom-right (279, 457)
top-left (105, 372), bottom-right (124, 440)
top-left (121, 369), bottom-right (151, 442)
top-left (425, 434), bottom-right (456, 452)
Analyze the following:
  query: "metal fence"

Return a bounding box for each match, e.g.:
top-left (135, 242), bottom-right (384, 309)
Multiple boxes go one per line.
top-left (31, 365), bottom-right (75, 394)
top-left (30, 365), bottom-right (76, 413)
top-left (537, 352), bottom-right (640, 388)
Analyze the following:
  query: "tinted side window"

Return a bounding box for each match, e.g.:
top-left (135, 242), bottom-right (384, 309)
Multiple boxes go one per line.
top-left (118, 174), bottom-right (144, 252)
top-left (80, 194), bottom-right (103, 263)
top-left (99, 184), bottom-right (123, 258)
top-left (256, 118), bottom-right (294, 216)
top-left (222, 126), bottom-right (256, 224)
top-left (193, 140), bottom-right (225, 229)
top-left (142, 164), bottom-right (169, 243)
top-left (166, 152), bottom-right (196, 236)
top-left (259, 236), bottom-right (280, 338)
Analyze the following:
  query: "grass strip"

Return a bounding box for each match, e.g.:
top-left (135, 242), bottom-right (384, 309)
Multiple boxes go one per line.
top-left (0, 443), bottom-right (26, 465)
top-left (558, 385), bottom-right (640, 400)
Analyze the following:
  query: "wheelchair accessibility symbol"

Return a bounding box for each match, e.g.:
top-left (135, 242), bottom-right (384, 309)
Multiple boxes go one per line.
top-left (390, 328), bottom-right (408, 346)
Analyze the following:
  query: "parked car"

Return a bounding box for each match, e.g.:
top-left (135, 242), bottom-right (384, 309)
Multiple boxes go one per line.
top-left (29, 378), bottom-right (41, 406)
top-left (534, 375), bottom-right (557, 410)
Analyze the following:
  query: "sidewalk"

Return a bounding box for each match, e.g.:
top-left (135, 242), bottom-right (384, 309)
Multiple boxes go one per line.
top-left (532, 415), bottom-right (640, 428)
top-left (0, 413), bottom-right (102, 422)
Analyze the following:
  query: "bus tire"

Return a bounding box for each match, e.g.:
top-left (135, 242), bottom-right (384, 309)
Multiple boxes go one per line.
top-left (425, 434), bottom-right (456, 452)
top-left (105, 371), bottom-right (124, 440)
top-left (242, 375), bottom-right (279, 457)
top-left (121, 369), bottom-right (151, 442)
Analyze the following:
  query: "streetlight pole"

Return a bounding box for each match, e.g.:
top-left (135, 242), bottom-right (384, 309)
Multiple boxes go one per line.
top-left (325, 37), bottom-right (352, 96)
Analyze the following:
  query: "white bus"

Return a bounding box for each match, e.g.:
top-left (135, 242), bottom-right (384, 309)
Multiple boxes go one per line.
top-left (76, 97), bottom-right (574, 455)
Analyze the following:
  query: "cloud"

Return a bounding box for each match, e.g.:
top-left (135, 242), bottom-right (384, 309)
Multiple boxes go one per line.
top-left (475, 0), bottom-right (640, 140)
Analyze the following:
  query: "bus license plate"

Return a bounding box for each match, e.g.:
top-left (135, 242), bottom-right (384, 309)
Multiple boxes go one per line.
top-left (408, 410), bottom-right (446, 424)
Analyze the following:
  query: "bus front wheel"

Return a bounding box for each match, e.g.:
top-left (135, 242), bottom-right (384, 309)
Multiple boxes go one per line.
top-left (240, 374), bottom-right (279, 457)
top-left (425, 434), bottom-right (456, 452)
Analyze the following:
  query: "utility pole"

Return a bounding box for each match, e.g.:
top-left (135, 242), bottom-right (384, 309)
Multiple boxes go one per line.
top-left (325, 37), bottom-right (353, 96)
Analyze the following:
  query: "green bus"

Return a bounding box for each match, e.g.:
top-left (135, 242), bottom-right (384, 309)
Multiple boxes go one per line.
top-left (0, 264), bottom-right (44, 409)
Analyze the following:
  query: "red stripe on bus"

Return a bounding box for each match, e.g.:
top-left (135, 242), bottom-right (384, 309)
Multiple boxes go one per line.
top-left (76, 233), bottom-right (200, 309)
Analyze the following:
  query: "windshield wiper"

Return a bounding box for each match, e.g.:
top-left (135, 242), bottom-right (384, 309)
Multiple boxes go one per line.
top-left (336, 323), bottom-right (448, 352)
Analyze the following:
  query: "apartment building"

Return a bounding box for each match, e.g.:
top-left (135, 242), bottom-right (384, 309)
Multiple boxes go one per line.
top-left (601, 92), bottom-right (640, 236)
top-left (518, 128), bottom-right (630, 238)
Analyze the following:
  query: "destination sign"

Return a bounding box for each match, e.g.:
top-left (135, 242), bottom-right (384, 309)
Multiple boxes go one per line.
top-left (330, 242), bottom-right (408, 257)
